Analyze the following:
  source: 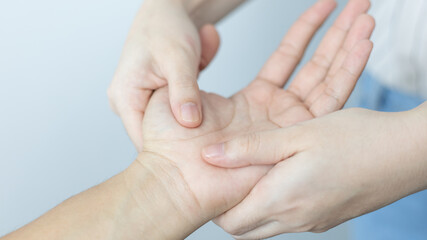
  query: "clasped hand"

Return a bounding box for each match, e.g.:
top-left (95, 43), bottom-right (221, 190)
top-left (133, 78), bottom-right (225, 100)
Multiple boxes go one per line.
top-left (133, 0), bottom-right (373, 239)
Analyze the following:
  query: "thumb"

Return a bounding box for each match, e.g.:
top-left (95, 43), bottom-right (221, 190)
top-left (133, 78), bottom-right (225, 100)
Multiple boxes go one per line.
top-left (202, 127), bottom-right (304, 168)
top-left (163, 42), bottom-right (202, 128)
top-left (165, 25), bottom-right (220, 128)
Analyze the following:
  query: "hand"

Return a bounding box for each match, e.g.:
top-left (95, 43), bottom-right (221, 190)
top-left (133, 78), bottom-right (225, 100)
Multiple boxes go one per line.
top-left (108, 0), bottom-right (220, 151)
top-left (203, 107), bottom-right (427, 239)
top-left (140, 0), bottom-right (373, 228)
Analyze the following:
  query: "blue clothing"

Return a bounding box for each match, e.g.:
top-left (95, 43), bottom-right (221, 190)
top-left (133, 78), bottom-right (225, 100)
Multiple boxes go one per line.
top-left (348, 72), bottom-right (427, 240)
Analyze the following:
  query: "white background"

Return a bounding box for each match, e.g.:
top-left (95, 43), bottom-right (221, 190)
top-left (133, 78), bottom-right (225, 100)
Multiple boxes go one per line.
top-left (0, 0), bottom-right (350, 239)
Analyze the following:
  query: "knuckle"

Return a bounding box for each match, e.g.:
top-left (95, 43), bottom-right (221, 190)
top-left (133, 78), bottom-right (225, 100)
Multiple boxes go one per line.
top-left (310, 53), bottom-right (332, 69)
top-left (277, 41), bottom-right (301, 62)
top-left (298, 16), bottom-right (318, 30)
top-left (240, 132), bottom-right (261, 155)
top-left (324, 86), bottom-right (341, 106)
top-left (325, 72), bottom-right (334, 82)
top-left (221, 223), bottom-right (242, 236)
top-left (172, 78), bottom-right (198, 90)
top-left (163, 40), bottom-right (197, 62)
top-left (341, 64), bottom-right (358, 79)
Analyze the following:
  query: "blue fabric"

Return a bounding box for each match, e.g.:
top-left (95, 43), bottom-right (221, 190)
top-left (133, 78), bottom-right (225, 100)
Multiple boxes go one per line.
top-left (349, 72), bottom-right (427, 240)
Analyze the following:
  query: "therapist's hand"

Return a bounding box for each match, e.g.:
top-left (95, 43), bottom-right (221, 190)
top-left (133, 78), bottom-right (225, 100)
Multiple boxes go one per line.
top-left (108, 0), bottom-right (220, 151)
top-left (142, 0), bottom-right (373, 231)
top-left (203, 107), bottom-right (427, 239)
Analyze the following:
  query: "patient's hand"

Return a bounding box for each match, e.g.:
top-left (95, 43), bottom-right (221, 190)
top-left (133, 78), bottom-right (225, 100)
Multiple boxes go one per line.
top-left (137, 0), bottom-right (373, 225)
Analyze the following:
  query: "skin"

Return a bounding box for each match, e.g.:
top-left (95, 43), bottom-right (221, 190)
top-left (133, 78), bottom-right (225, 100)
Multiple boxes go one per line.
top-left (203, 107), bottom-right (427, 239)
top-left (108, 0), bottom-right (244, 151)
top-left (141, 0), bottom-right (373, 224)
top-left (2, 0), bottom-right (373, 239)
top-left (2, 159), bottom-right (195, 240)
top-left (141, 0), bottom-right (373, 236)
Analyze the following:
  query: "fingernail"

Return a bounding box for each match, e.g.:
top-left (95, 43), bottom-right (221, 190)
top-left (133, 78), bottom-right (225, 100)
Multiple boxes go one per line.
top-left (202, 143), bottom-right (225, 160)
top-left (181, 102), bottom-right (200, 123)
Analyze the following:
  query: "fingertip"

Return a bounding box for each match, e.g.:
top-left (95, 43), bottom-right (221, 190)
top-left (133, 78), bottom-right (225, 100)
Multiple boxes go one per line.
top-left (202, 143), bottom-right (226, 165)
top-left (174, 101), bottom-right (202, 128)
top-left (354, 39), bottom-right (374, 57)
top-left (355, 14), bottom-right (376, 36)
top-left (200, 24), bottom-right (220, 39)
top-left (343, 14), bottom-right (376, 50)
top-left (202, 143), bottom-right (252, 168)
top-left (168, 82), bottom-right (203, 128)
top-left (319, 0), bottom-right (337, 9)
top-left (366, 0), bottom-right (372, 11)
top-left (200, 24), bottom-right (220, 46)
top-left (318, 0), bottom-right (338, 15)
top-left (350, 0), bottom-right (371, 11)
top-left (305, 0), bottom-right (337, 23)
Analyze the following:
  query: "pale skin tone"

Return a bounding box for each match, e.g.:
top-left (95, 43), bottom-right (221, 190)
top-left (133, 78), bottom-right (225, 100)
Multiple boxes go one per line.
top-left (204, 106), bottom-right (427, 239)
top-left (108, 0), bottom-right (245, 151)
top-left (193, 3), bottom-right (427, 240)
top-left (2, 0), bottom-right (373, 239)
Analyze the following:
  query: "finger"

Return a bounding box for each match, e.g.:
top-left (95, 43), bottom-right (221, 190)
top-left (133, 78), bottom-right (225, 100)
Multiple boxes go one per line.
top-left (326, 14), bottom-right (375, 81)
top-left (202, 127), bottom-right (303, 168)
top-left (162, 43), bottom-right (203, 128)
top-left (310, 39), bottom-right (373, 116)
top-left (288, 0), bottom-right (371, 100)
top-left (304, 14), bottom-right (375, 106)
top-left (214, 165), bottom-right (285, 237)
top-left (199, 24), bottom-right (220, 71)
top-left (121, 110), bottom-right (144, 152)
top-left (233, 220), bottom-right (283, 240)
top-left (215, 164), bottom-right (272, 216)
top-left (254, 0), bottom-right (337, 88)
top-left (214, 189), bottom-right (272, 237)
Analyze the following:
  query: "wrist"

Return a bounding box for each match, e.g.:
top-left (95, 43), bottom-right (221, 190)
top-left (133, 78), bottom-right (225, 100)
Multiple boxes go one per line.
top-left (143, 0), bottom-right (245, 28)
top-left (122, 152), bottom-right (206, 239)
top-left (142, 0), bottom-right (204, 27)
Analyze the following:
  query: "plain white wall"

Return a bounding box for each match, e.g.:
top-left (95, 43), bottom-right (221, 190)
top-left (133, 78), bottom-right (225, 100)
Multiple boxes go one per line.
top-left (0, 0), bottom-right (350, 239)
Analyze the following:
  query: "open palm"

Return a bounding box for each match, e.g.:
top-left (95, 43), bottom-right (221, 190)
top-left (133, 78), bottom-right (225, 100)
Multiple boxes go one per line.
top-left (140, 0), bottom-right (373, 225)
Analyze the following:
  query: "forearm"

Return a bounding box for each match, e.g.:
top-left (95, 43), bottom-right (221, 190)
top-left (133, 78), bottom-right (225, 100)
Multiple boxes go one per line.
top-left (182, 0), bottom-right (247, 28)
top-left (405, 101), bottom-right (427, 191)
top-left (2, 154), bottom-right (203, 240)
top-left (2, 169), bottom-right (139, 239)
top-left (375, 103), bottom-right (427, 200)
top-left (142, 0), bottom-right (246, 29)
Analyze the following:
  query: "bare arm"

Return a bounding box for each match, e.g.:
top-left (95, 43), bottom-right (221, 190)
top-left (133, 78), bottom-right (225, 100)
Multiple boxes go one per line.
top-left (204, 102), bottom-right (427, 238)
top-left (2, 154), bottom-right (203, 240)
top-left (182, 0), bottom-right (247, 28)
